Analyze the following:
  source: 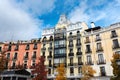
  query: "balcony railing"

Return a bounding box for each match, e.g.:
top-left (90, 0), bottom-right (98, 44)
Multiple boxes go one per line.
top-left (76, 43), bottom-right (81, 46)
top-left (85, 61), bottom-right (93, 65)
top-left (76, 52), bottom-right (82, 55)
top-left (97, 60), bottom-right (106, 65)
top-left (68, 44), bottom-right (74, 47)
top-left (48, 47), bottom-right (53, 51)
top-left (111, 34), bottom-right (118, 38)
top-left (85, 50), bottom-right (92, 53)
top-left (41, 47), bottom-right (46, 51)
top-left (48, 64), bottom-right (52, 67)
top-left (96, 47), bottom-right (103, 52)
top-left (47, 55), bottom-right (52, 59)
top-left (112, 45), bottom-right (120, 49)
top-left (95, 38), bottom-right (101, 41)
top-left (68, 63), bottom-right (74, 66)
top-left (24, 57), bottom-right (28, 60)
top-left (68, 53), bottom-right (74, 57)
top-left (85, 39), bottom-right (90, 43)
top-left (32, 55), bottom-right (36, 59)
top-left (78, 62), bottom-right (83, 65)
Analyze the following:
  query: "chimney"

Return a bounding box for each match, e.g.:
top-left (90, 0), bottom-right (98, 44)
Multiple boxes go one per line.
top-left (91, 22), bottom-right (95, 28)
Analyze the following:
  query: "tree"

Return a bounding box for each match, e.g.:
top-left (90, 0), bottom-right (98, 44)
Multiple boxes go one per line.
top-left (81, 65), bottom-right (96, 80)
top-left (0, 50), bottom-right (7, 73)
top-left (111, 53), bottom-right (120, 80)
top-left (55, 63), bottom-right (66, 80)
top-left (32, 56), bottom-right (47, 80)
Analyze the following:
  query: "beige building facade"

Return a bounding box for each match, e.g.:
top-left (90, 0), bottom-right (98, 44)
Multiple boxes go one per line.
top-left (41, 14), bottom-right (120, 80)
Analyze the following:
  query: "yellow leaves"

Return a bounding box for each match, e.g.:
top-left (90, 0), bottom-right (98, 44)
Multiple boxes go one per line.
top-left (81, 65), bottom-right (96, 80)
top-left (55, 63), bottom-right (66, 80)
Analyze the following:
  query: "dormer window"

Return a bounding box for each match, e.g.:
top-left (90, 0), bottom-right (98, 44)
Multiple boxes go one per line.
top-left (69, 32), bottom-right (72, 35)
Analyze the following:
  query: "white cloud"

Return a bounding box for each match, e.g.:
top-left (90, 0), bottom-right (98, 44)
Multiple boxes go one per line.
top-left (68, 0), bottom-right (120, 26)
top-left (13, 0), bottom-right (55, 15)
top-left (0, 0), bottom-right (55, 41)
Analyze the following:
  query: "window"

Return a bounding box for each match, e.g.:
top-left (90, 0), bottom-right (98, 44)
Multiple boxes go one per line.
top-left (42, 52), bottom-right (45, 56)
top-left (78, 67), bottom-right (82, 73)
top-left (96, 34), bottom-right (101, 41)
top-left (100, 66), bottom-right (106, 76)
top-left (78, 57), bottom-right (82, 64)
top-left (24, 61), bottom-right (27, 69)
top-left (69, 32), bottom-right (72, 35)
top-left (70, 49), bottom-right (73, 53)
top-left (32, 51), bottom-right (36, 58)
top-left (15, 44), bottom-right (19, 50)
top-left (49, 51), bottom-right (52, 56)
top-left (87, 55), bottom-right (92, 63)
top-left (98, 54), bottom-right (104, 63)
top-left (8, 45), bottom-right (11, 51)
top-left (48, 69), bottom-right (51, 74)
top-left (49, 60), bottom-right (52, 65)
top-left (24, 52), bottom-right (29, 59)
top-left (12, 62), bottom-right (16, 69)
top-left (13, 53), bottom-right (18, 59)
top-left (70, 67), bottom-right (74, 74)
top-left (26, 44), bottom-right (29, 50)
top-left (33, 43), bottom-right (37, 49)
top-left (32, 60), bottom-right (36, 67)
top-left (111, 30), bottom-right (117, 37)
top-left (7, 53), bottom-right (10, 59)
top-left (86, 45), bottom-right (91, 52)
top-left (50, 42), bottom-right (52, 47)
top-left (77, 48), bottom-right (81, 52)
top-left (113, 39), bottom-right (119, 48)
top-left (0, 47), bottom-right (1, 51)
top-left (76, 38), bottom-right (80, 45)
top-left (97, 43), bottom-right (102, 50)
top-left (70, 57), bottom-right (73, 64)
top-left (69, 40), bottom-right (73, 46)
top-left (85, 37), bottom-right (90, 43)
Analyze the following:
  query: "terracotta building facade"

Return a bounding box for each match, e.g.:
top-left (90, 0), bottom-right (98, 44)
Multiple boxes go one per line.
top-left (3, 39), bottom-right (41, 69)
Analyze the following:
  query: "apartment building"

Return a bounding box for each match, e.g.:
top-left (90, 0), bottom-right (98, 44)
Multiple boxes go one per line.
top-left (41, 14), bottom-right (120, 80)
top-left (3, 38), bottom-right (41, 69)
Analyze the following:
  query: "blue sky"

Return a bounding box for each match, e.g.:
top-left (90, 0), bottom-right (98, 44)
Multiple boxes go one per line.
top-left (0, 0), bottom-right (120, 41)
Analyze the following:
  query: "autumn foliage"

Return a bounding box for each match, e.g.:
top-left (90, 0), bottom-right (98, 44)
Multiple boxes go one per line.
top-left (32, 56), bottom-right (47, 80)
top-left (111, 53), bottom-right (120, 80)
top-left (55, 63), bottom-right (66, 80)
top-left (81, 65), bottom-right (96, 80)
top-left (0, 49), bottom-right (7, 73)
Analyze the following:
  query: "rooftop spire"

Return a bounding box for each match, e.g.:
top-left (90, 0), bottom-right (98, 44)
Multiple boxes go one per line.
top-left (58, 14), bottom-right (68, 24)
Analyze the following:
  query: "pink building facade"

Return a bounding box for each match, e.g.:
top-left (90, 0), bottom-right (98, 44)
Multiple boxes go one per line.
top-left (4, 39), bottom-right (41, 69)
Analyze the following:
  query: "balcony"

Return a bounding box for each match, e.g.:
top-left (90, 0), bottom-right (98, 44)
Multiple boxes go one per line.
top-left (111, 34), bottom-right (118, 38)
top-left (48, 64), bottom-right (52, 67)
top-left (24, 57), bottom-right (28, 60)
top-left (48, 47), bottom-right (53, 51)
top-left (85, 50), bottom-right (92, 53)
top-left (32, 55), bottom-right (36, 59)
top-left (68, 44), bottom-right (74, 48)
top-left (97, 60), bottom-right (106, 65)
top-left (76, 52), bottom-right (82, 55)
top-left (76, 43), bottom-right (81, 47)
top-left (68, 63), bottom-right (74, 66)
top-left (112, 45), bottom-right (120, 50)
top-left (68, 53), bottom-right (74, 57)
top-left (95, 38), bottom-right (101, 41)
top-left (12, 57), bottom-right (17, 60)
top-left (54, 54), bottom-right (66, 58)
top-left (41, 47), bottom-right (46, 51)
top-left (85, 39), bottom-right (90, 43)
top-left (85, 61), bottom-right (93, 65)
top-left (78, 62), bottom-right (83, 65)
top-left (96, 47), bottom-right (103, 52)
top-left (47, 55), bottom-right (52, 59)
